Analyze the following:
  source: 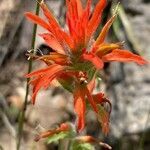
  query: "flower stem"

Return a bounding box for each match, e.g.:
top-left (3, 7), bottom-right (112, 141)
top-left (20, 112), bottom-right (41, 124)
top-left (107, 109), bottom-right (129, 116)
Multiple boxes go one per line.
top-left (139, 107), bottom-right (150, 150)
top-left (58, 139), bottom-right (70, 150)
top-left (16, 1), bottom-right (41, 150)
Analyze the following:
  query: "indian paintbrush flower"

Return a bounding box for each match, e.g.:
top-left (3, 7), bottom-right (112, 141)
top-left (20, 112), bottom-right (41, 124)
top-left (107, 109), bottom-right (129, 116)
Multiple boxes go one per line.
top-left (25, 0), bottom-right (147, 134)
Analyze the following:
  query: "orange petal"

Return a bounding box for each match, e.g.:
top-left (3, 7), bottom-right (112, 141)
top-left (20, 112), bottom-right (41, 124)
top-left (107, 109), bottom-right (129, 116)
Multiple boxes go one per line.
top-left (39, 33), bottom-right (65, 54)
top-left (87, 0), bottom-right (106, 37)
top-left (25, 65), bottom-right (55, 78)
top-left (40, 2), bottom-right (62, 36)
top-left (95, 42), bottom-right (122, 56)
top-left (76, 0), bottom-right (83, 17)
top-left (25, 12), bottom-right (73, 51)
top-left (95, 15), bottom-right (116, 46)
top-left (85, 0), bottom-right (92, 12)
top-left (102, 49), bottom-right (148, 65)
top-left (93, 93), bottom-right (112, 114)
top-left (83, 0), bottom-right (92, 26)
top-left (31, 77), bottom-right (46, 104)
top-left (40, 2), bottom-right (73, 50)
top-left (84, 0), bottom-right (92, 41)
top-left (66, 0), bottom-right (83, 20)
top-left (39, 52), bottom-right (69, 65)
top-left (97, 105), bottom-right (110, 135)
top-left (84, 87), bottom-right (98, 113)
top-left (35, 123), bottom-right (70, 142)
top-left (93, 93), bottom-right (104, 103)
top-left (74, 88), bottom-right (86, 131)
top-left (66, 0), bottom-right (92, 50)
top-left (82, 52), bottom-right (104, 69)
top-left (25, 12), bottom-right (50, 31)
top-left (27, 3), bottom-right (73, 51)
top-left (26, 65), bottom-right (64, 104)
top-left (87, 76), bottom-right (96, 93)
top-left (40, 2), bottom-right (60, 28)
top-left (31, 73), bottom-right (59, 104)
top-left (25, 64), bottom-right (61, 78)
top-left (66, 0), bottom-right (84, 50)
top-left (59, 30), bottom-right (74, 50)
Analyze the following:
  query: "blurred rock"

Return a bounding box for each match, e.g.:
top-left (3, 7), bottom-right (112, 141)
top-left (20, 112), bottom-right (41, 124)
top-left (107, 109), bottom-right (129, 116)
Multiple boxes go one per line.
top-left (122, 0), bottom-right (150, 59)
top-left (27, 88), bottom-right (73, 129)
top-left (108, 63), bottom-right (150, 138)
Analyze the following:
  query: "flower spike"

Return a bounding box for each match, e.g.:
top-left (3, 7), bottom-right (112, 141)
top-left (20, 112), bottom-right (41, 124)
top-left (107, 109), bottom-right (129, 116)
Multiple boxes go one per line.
top-left (25, 0), bottom-right (147, 136)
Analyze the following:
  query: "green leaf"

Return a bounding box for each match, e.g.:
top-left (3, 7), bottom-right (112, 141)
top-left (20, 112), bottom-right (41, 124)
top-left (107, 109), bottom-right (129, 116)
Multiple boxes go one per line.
top-left (58, 78), bottom-right (74, 93)
top-left (72, 62), bottom-right (92, 72)
top-left (70, 141), bottom-right (95, 150)
top-left (87, 67), bottom-right (96, 81)
top-left (47, 131), bottom-right (75, 144)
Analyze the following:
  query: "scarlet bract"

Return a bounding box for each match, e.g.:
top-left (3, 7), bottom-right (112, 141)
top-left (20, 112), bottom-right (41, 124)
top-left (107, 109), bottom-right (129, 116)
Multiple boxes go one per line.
top-left (25, 0), bottom-right (147, 134)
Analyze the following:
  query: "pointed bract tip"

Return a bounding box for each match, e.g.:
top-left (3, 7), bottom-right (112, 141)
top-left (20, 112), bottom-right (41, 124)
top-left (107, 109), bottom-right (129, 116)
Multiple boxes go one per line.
top-left (112, 2), bottom-right (120, 16)
top-left (40, 0), bottom-right (44, 4)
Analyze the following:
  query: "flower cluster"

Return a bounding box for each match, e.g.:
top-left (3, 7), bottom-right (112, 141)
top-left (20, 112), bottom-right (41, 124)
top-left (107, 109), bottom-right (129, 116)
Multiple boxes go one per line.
top-left (25, 0), bottom-right (147, 136)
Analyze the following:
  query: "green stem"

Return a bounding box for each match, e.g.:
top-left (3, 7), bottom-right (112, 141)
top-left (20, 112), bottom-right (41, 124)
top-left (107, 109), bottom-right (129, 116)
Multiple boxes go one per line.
top-left (58, 139), bottom-right (70, 150)
top-left (16, 1), bottom-right (41, 150)
top-left (139, 107), bottom-right (150, 150)
top-left (0, 145), bottom-right (3, 150)
top-left (58, 140), bottom-right (64, 150)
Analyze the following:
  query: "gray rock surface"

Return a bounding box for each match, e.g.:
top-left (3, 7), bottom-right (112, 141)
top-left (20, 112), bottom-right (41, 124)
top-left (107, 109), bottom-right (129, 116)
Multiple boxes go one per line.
top-left (109, 63), bottom-right (150, 137)
top-left (107, 0), bottom-right (150, 138)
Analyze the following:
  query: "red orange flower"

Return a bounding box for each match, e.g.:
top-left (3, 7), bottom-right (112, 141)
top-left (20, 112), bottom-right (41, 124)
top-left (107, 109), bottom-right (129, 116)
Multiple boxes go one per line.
top-left (73, 81), bottom-right (111, 134)
top-left (25, 0), bottom-right (147, 134)
top-left (82, 14), bottom-right (147, 68)
top-left (34, 123), bottom-right (70, 142)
